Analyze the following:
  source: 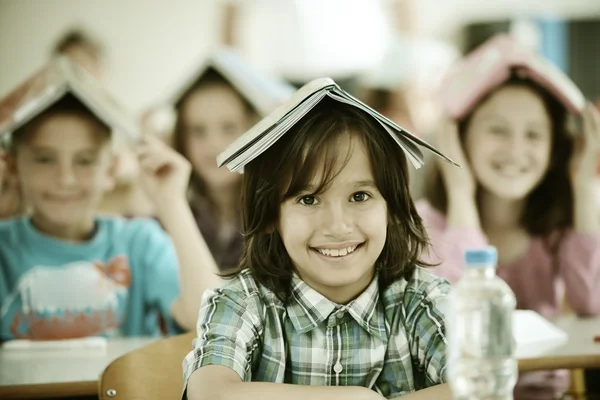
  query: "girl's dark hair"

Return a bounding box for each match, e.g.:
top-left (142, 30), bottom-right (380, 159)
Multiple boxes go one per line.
top-left (425, 75), bottom-right (574, 238)
top-left (223, 97), bottom-right (432, 300)
top-left (10, 93), bottom-right (110, 152)
top-left (172, 69), bottom-right (254, 213)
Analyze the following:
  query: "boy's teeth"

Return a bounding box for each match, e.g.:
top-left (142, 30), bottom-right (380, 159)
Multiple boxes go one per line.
top-left (317, 245), bottom-right (358, 257)
top-left (495, 164), bottom-right (526, 176)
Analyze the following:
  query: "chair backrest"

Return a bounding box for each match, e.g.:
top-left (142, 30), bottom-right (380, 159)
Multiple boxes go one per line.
top-left (99, 332), bottom-right (196, 400)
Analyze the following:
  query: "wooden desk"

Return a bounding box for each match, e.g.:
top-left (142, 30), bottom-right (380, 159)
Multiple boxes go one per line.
top-left (0, 337), bottom-right (158, 399)
top-left (1, 316), bottom-right (598, 399)
top-left (517, 316), bottom-right (600, 372)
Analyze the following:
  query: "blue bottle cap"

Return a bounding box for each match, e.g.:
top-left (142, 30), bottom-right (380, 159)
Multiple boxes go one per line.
top-left (464, 247), bottom-right (497, 267)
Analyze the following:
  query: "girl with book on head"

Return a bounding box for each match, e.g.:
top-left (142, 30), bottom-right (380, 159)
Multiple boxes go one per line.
top-left (418, 34), bottom-right (600, 399)
top-left (183, 78), bottom-right (458, 400)
top-left (170, 49), bottom-right (294, 271)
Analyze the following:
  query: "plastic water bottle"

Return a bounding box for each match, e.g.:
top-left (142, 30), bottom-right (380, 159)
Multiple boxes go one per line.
top-left (447, 247), bottom-right (518, 400)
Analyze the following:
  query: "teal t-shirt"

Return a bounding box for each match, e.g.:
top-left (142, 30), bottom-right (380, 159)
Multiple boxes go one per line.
top-left (0, 216), bottom-right (181, 340)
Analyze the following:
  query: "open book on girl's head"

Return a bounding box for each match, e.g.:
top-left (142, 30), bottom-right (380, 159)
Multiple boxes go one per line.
top-left (165, 48), bottom-right (295, 117)
top-left (217, 77), bottom-right (459, 173)
top-left (440, 34), bottom-right (585, 120)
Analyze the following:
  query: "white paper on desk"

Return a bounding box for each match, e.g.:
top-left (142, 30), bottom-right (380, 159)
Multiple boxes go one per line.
top-left (514, 310), bottom-right (568, 358)
top-left (1, 336), bottom-right (108, 352)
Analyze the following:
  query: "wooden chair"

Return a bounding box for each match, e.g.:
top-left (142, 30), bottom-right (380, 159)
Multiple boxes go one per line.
top-left (99, 332), bottom-right (196, 400)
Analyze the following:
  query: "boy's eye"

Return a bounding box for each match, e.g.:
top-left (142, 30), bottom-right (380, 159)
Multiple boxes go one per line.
top-left (526, 130), bottom-right (543, 141)
top-left (222, 123), bottom-right (241, 136)
top-left (489, 126), bottom-right (509, 136)
top-left (298, 195), bottom-right (319, 206)
top-left (350, 192), bottom-right (371, 203)
top-left (189, 127), bottom-right (206, 138)
top-left (77, 157), bottom-right (97, 166)
top-left (33, 156), bottom-right (54, 164)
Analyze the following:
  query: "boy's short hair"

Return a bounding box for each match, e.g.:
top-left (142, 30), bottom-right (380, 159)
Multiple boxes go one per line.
top-left (10, 94), bottom-right (111, 152)
top-left (223, 97), bottom-right (432, 299)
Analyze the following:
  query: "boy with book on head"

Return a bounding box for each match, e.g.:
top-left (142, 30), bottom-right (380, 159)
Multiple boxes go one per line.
top-left (52, 28), bottom-right (155, 218)
top-left (168, 48), bottom-right (294, 271)
top-left (0, 57), bottom-right (222, 341)
top-left (183, 78), bottom-right (458, 400)
top-left (418, 33), bottom-right (600, 399)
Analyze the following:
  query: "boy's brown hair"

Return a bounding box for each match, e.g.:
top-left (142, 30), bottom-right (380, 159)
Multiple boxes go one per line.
top-left (223, 97), bottom-right (432, 300)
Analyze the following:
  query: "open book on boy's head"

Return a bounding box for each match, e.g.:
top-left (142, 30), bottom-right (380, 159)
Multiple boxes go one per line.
top-left (440, 33), bottom-right (586, 120)
top-left (0, 56), bottom-right (139, 147)
top-left (217, 77), bottom-right (460, 173)
top-left (165, 47), bottom-right (296, 117)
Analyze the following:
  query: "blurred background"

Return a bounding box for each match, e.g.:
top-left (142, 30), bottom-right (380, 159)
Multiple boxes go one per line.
top-left (1, 0), bottom-right (599, 115)
top-left (0, 2), bottom-right (599, 397)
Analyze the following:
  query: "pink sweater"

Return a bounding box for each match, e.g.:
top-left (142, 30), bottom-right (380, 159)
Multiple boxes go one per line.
top-left (417, 200), bottom-right (600, 317)
top-left (417, 200), bottom-right (600, 398)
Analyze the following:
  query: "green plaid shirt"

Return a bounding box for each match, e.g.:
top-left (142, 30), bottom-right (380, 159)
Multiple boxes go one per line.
top-left (183, 267), bottom-right (449, 398)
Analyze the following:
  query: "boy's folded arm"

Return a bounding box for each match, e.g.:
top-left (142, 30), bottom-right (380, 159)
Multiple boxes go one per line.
top-left (389, 383), bottom-right (452, 400)
top-left (186, 365), bottom-right (383, 400)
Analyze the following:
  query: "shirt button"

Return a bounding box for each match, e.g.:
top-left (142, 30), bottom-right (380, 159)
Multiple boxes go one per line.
top-left (333, 361), bottom-right (343, 373)
top-left (336, 312), bottom-right (344, 319)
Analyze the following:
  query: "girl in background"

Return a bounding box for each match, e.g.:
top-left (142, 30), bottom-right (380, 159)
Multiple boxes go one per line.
top-left (170, 49), bottom-right (293, 271)
top-left (419, 34), bottom-right (600, 399)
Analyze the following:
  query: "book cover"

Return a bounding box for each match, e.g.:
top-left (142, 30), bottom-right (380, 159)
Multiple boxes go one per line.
top-left (217, 77), bottom-right (459, 173)
top-left (0, 57), bottom-right (139, 145)
top-left (441, 34), bottom-right (585, 120)
top-left (165, 48), bottom-right (295, 117)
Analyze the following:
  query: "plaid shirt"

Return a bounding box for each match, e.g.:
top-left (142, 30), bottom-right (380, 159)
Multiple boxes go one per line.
top-left (183, 267), bottom-right (449, 399)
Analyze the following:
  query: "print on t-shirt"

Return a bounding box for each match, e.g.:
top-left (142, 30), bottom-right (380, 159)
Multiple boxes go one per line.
top-left (0, 256), bottom-right (131, 339)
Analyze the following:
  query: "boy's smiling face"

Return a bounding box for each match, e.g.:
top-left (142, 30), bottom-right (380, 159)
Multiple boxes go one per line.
top-left (14, 113), bottom-right (115, 237)
top-left (278, 134), bottom-right (388, 304)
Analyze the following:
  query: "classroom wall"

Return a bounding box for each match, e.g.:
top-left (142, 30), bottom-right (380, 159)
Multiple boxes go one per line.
top-left (413, 0), bottom-right (600, 40)
top-left (0, 0), bottom-right (221, 113)
top-left (0, 0), bottom-right (599, 114)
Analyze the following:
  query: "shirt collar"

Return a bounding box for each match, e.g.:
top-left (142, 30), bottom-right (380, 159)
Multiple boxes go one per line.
top-left (286, 273), bottom-right (388, 342)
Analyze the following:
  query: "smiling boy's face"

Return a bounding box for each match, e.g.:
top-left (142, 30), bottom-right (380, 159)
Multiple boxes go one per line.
top-left (14, 113), bottom-right (115, 234)
top-left (278, 133), bottom-right (388, 304)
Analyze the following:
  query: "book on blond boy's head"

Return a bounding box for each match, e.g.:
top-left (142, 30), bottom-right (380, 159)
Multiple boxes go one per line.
top-left (0, 56), bottom-right (139, 147)
top-left (164, 47), bottom-right (296, 117)
top-left (217, 77), bottom-right (460, 174)
top-left (440, 33), bottom-right (586, 120)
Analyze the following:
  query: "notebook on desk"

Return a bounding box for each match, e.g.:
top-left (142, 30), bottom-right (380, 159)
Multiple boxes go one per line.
top-left (1, 336), bottom-right (108, 352)
top-left (514, 310), bottom-right (568, 358)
